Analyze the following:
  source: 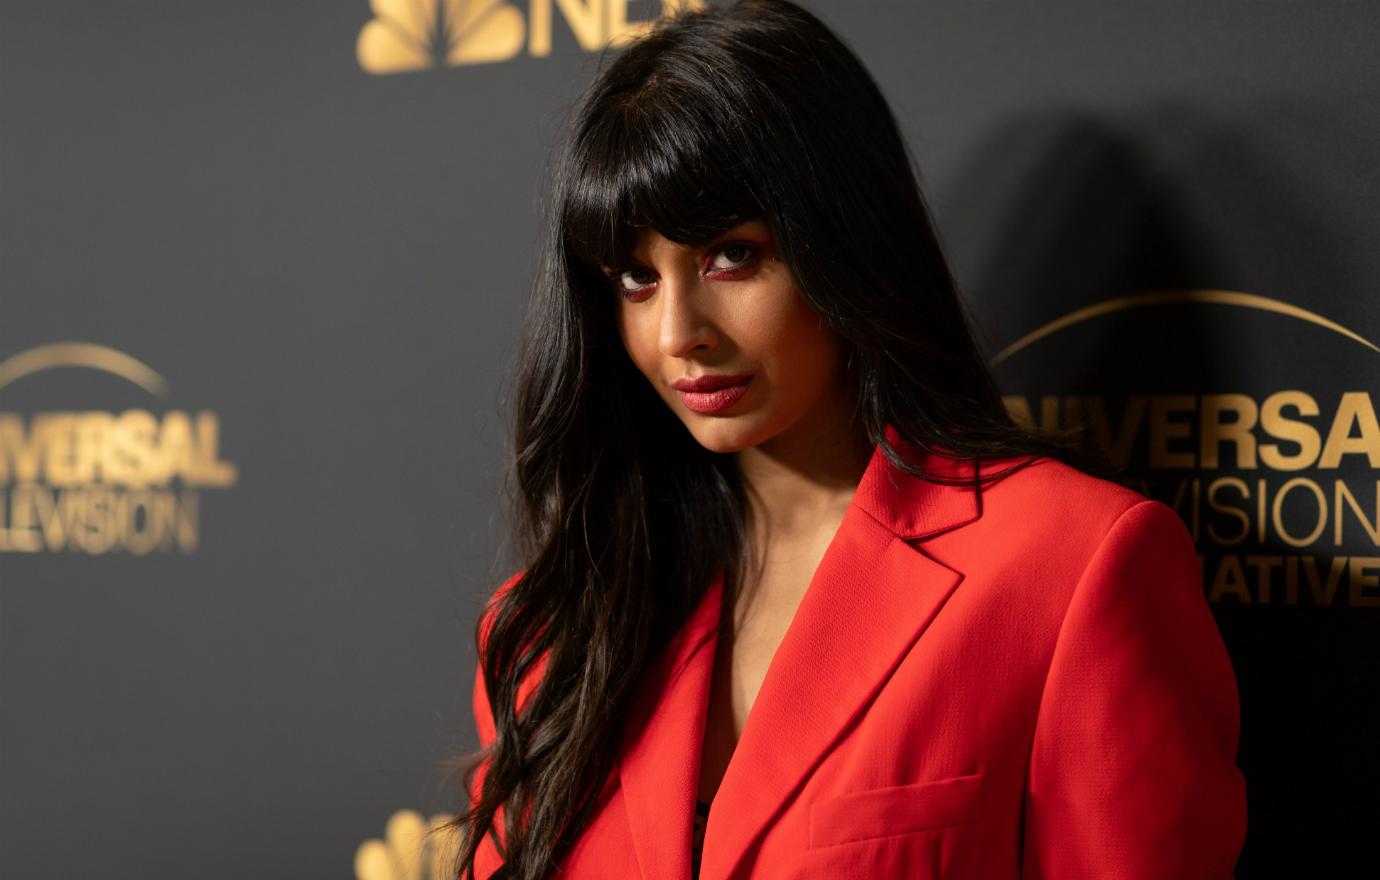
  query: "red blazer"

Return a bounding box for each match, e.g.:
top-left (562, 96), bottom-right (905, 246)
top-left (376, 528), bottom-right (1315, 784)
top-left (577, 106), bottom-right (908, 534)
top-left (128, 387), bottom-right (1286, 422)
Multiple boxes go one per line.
top-left (469, 426), bottom-right (1247, 878)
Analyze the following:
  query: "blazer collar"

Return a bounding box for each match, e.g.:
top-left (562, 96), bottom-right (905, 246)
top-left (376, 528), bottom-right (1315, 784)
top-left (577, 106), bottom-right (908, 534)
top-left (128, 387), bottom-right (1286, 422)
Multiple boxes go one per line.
top-left (617, 424), bottom-right (984, 880)
top-left (853, 423), bottom-right (983, 540)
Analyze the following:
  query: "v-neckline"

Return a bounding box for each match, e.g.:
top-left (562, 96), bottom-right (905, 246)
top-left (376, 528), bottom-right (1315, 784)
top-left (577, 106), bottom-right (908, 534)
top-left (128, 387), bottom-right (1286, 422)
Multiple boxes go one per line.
top-left (692, 508), bottom-right (850, 813)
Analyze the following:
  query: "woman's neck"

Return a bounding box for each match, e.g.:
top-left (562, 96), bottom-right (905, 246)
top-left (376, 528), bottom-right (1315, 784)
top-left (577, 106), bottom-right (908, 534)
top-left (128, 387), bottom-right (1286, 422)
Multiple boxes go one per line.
top-left (733, 402), bottom-right (874, 544)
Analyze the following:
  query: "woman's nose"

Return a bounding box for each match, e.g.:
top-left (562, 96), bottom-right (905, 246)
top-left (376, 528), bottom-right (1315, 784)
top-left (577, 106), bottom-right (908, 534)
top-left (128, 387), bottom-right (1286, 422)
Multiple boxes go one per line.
top-left (657, 272), bottom-right (718, 357)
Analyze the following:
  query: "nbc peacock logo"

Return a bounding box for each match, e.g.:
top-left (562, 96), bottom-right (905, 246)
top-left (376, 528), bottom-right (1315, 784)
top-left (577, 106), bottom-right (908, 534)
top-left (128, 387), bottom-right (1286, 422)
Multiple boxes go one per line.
top-left (356, 0), bottom-right (704, 75)
top-left (355, 809), bottom-right (460, 880)
top-left (0, 342), bottom-right (237, 555)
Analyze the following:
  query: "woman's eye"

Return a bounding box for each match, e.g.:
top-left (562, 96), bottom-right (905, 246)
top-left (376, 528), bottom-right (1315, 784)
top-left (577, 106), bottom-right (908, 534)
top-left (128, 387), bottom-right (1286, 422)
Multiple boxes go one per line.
top-left (709, 244), bottom-right (757, 272)
top-left (616, 268), bottom-right (655, 293)
top-left (610, 243), bottom-right (761, 301)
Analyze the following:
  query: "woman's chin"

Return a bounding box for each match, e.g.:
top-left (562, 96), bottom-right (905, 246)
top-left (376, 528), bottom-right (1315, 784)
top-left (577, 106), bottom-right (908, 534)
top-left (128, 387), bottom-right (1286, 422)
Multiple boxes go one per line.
top-left (680, 416), bottom-right (765, 455)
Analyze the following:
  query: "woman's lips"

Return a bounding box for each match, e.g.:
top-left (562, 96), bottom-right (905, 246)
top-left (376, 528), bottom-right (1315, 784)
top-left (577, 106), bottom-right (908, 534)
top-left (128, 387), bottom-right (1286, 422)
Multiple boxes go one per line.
top-left (675, 375), bottom-right (753, 414)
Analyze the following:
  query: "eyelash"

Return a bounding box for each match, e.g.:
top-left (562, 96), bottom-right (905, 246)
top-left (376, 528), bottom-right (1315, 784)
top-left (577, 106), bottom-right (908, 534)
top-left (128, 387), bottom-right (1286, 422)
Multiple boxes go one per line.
top-left (608, 241), bottom-right (766, 302)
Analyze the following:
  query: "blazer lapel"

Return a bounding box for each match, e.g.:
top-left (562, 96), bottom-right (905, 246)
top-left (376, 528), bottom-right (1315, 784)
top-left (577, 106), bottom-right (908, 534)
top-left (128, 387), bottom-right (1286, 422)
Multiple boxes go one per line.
top-left (619, 424), bottom-right (984, 880)
top-left (702, 428), bottom-right (982, 879)
top-left (618, 568), bottom-right (725, 880)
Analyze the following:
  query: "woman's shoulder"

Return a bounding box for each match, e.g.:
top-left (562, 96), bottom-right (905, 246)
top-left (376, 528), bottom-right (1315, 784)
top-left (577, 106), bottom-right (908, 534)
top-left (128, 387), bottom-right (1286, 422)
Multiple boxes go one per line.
top-left (477, 568), bottom-right (528, 650)
top-left (968, 453), bottom-right (1188, 563)
top-left (491, 567), bottom-right (527, 601)
top-left (978, 452), bottom-right (1145, 514)
top-left (474, 567), bottom-right (551, 712)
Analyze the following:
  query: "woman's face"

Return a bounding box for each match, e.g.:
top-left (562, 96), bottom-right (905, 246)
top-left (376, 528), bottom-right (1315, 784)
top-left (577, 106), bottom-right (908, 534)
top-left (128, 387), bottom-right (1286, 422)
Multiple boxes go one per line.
top-left (608, 218), bottom-right (852, 455)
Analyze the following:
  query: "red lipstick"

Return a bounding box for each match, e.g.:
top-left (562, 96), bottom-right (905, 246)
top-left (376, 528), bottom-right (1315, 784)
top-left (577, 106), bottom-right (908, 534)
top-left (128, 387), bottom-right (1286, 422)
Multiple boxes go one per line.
top-left (670, 372), bottom-right (753, 414)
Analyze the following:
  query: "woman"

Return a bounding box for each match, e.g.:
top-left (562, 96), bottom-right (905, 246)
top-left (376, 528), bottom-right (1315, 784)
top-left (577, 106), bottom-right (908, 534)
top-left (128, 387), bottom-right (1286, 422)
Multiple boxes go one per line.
top-left (441, 1), bottom-right (1247, 878)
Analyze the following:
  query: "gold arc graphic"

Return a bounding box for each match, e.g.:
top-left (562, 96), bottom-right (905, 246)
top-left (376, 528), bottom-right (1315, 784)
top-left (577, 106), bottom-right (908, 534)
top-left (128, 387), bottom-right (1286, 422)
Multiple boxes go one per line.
top-left (0, 342), bottom-right (168, 396)
top-left (991, 288), bottom-right (1380, 365)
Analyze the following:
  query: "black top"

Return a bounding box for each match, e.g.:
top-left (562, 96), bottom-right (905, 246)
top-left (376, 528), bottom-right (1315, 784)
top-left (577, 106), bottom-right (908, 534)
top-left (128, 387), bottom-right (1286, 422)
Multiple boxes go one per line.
top-left (691, 799), bottom-right (711, 879)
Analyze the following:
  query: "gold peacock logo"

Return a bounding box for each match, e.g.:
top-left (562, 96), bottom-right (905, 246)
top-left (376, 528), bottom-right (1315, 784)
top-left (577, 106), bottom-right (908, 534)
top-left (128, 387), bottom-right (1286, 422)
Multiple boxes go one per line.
top-left (355, 809), bottom-right (461, 880)
top-left (356, 0), bottom-right (704, 74)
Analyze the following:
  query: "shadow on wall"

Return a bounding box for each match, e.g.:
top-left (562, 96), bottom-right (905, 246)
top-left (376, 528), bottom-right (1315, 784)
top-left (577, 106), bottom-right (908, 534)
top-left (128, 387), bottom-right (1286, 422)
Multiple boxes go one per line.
top-left (942, 104), bottom-right (1359, 347)
top-left (939, 106), bottom-right (1375, 877)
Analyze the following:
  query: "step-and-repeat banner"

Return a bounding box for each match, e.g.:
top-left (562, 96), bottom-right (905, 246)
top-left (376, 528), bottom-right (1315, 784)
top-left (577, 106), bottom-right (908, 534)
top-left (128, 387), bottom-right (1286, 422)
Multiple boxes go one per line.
top-left (3, 1), bottom-right (1375, 876)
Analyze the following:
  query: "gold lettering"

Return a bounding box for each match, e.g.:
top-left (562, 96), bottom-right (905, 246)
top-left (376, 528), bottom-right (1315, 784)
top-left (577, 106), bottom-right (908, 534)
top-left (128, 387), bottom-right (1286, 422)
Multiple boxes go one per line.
top-left (122, 489), bottom-right (165, 555)
top-left (190, 412), bottom-right (237, 487)
top-left (1244, 555), bottom-right (1283, 603)
top-left (1208, 554), bottom-right (1250, 604)
top-left (1319, 391), bottom-right (1380, 468)
top-left (1283, 555), bottom-right (1299, 604)
top-left (75, 412), bottom-right (115, 484)
top-left (1272, 477), bottom-right (1327, 547)
top-left (1334, 479), bottom-right (1380, 547)
top-left (1301, 555), bottom-right (1346, 605)
top-left (1259, 390), bottom-right (1320, 470)
top-left (530, 0), bottom-right (604, 55)
top-left (1080, 395), bottom-right (1146, 468)
top-left (1196, 553), bottom-right (1380, 606)
top-left (0, 413), bottom-right (46, 484)
top-left (5, 484), bottom-right (44, 552)
top-left (30, 481), bottom-right (64, 548)
top-left (157, 412), bottom-right (196, 484)
top-left (531, 0), bottom-right (702, 56)
top-left (0, 407), bottom-right (220, 553)
top-left (110, 409), bottom-right (160, 487)
top-left (1200, 393), bottom-right (1257, 469)
top-left (1348, 556), bottom-right (1380, 607)
top-left (173, 489), bottom-right (199, 552)
top-left (79, 485), bottom-right (118, 554)
top-left (1148, 395), bottom-right (1195, 468)
top-left (43, 414), bottom-right (80, 486)
top-left (1205, 477), bottom-right (1250, 545)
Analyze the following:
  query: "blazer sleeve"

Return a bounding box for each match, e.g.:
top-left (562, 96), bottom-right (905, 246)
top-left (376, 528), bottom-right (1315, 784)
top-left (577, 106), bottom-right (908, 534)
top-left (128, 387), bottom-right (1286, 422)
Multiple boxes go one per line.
top-left (471, 569), bottom-right (527, 751)
top-left (465, 570), bottom-right (529, 879)
top-left (1021, 499), bottom-right (1248, 879)
top-left (472, 656), bottom-right (497, 751)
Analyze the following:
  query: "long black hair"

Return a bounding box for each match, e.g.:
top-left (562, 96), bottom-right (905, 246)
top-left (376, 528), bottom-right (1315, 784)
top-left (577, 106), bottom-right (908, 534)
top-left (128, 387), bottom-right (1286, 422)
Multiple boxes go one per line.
top-left (442, 1), bottom-right (1114, 877)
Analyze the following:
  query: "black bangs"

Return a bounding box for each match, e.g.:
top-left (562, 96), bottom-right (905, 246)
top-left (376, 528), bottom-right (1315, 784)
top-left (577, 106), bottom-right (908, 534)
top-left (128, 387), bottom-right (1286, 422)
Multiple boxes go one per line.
top-left (560, 91), bottom-right (768, 277)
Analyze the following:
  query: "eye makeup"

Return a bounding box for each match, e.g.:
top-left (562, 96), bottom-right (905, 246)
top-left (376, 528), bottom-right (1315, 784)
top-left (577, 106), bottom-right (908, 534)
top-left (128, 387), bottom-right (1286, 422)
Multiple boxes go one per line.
top-left (608, 237), bottom-right (774, 302)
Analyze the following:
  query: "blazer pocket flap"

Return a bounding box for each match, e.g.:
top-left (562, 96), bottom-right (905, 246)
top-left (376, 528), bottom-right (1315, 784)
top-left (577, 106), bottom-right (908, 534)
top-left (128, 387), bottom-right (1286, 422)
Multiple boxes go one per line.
top-left (808, 772), bottom-right (985, 849)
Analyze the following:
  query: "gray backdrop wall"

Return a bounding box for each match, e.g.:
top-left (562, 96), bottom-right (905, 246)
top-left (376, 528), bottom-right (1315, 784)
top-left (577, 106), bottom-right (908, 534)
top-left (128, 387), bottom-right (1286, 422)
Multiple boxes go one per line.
top-left (2, 1), bottom-right (1375, 876)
